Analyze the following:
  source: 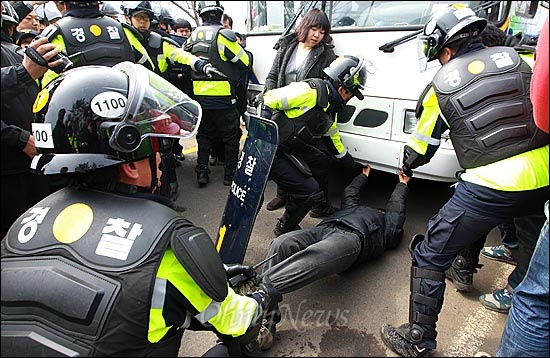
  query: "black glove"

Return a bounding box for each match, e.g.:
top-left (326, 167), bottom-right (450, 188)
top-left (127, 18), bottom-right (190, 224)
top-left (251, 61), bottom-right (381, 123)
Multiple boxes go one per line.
top-left (401, 165), bottom-right (413, 178)
top-left (247, 277), bottom-right (282, 313)
top-left (193, 58), bottom-right (210, 75)
top-left (260, 106), bottom-right (272, 119)
top-left (338, 152), bottom-right (356, 171)
top-left (225, 264), bottom-right (256, 279)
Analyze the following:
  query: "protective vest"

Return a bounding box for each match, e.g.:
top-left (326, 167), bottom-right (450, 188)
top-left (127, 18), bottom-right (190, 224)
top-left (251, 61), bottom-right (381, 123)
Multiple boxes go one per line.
top-left (275, 79), bottom-right (332, 150)
top-left (48, 16), bottom-right (135, 67)
top-left (1, 187), bottom-right (228, 356)
top-left (432, 46), bottom-right (548, 168)
top-left (186, 25), bottom-right (239, 83)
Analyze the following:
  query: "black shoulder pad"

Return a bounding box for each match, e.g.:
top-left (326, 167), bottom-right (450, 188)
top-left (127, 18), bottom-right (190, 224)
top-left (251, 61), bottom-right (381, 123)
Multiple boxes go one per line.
top-left (148, 31), bottom-right (162, 49)
top-left (219, 28), bottom-right (237, 42)
top-left (121, 22), bottom-right (143, 40)
top-left (171, 226), bottom-right (228, 302)
top-left (307, 78), bottom-right (329, 108)
top-left (162, 35), bottom-right (181, 48)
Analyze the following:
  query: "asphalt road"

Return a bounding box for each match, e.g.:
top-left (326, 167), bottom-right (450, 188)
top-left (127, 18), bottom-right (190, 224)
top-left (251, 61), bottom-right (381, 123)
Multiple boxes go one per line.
top-left (174, 135), bottom-right (511, 357)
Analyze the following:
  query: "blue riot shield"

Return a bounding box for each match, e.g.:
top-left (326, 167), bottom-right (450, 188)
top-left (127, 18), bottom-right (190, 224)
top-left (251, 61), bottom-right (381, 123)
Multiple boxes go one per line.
top-left (216, 114), bottom-right (278, 264)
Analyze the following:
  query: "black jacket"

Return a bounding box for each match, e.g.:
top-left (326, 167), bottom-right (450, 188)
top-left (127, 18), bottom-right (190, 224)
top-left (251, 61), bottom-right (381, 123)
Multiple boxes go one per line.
top-left (264, 32), bottom-right (336, 91)
top-left (1, 32), bottom-right (39, 175)
top-left (319, 173), bottom-right (409, 264)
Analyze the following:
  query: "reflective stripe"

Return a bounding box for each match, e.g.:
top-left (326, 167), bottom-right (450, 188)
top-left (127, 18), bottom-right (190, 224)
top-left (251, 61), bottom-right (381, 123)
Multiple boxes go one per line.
top-left (179, 311), bottom-right (192, 330)
top-left (151, 278), bottom-right (167, 309)
top-left (412, 130), bottom-right (441, 146)
top-left (335, 148), bottom-right (348, 158)
top-left (281, 95), bottom-right (289, 109)
top-left (137, 53), bottom-right (148, 65)
top-left (194, 300), bottom-right (222, 323)
top-left (229, 47), bottom-right (246, 64)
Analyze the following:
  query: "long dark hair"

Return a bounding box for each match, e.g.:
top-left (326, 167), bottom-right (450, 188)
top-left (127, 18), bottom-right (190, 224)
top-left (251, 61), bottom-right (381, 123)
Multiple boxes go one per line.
top-left (295, 8), bottom-right (332, 46)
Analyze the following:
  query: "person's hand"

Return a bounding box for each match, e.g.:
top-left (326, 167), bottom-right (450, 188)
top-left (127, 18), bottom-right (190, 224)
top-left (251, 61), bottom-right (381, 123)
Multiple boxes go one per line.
top-left (225, 264), bottom-right (256, 280)
top-left (362, 164), bottom-right (371, 177)
top-left (23, 135), bottom-right (38, 159)
top-left (22, 36), bottom-right (62, 80)
top-left (398, 170), bottom-right (411, 184)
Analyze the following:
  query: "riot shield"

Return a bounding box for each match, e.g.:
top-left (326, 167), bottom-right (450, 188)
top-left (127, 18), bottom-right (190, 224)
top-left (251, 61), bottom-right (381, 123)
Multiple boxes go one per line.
top-left (215, 114), bottom-right (278, 264)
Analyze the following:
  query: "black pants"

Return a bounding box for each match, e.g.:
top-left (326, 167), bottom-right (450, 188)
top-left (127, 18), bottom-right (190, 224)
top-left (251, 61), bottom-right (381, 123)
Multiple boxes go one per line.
top-left (196, 107), bottom-right (241, 174)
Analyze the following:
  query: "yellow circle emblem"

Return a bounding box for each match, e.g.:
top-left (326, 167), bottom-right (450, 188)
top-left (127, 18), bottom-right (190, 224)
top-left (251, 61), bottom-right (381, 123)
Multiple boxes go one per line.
top-left (33, 88), bottom-right (50, 113)
top-left (53, 203), bottom-right (93, 244)
top-left (90, 25), bottom-right (102, 36)
top-left (468, 60), bottom-right (485, 75)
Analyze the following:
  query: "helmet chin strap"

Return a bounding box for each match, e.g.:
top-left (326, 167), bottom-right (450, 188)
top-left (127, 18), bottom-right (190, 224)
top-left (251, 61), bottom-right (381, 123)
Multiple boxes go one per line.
top-left (149, 154), bottom-right (160, 194)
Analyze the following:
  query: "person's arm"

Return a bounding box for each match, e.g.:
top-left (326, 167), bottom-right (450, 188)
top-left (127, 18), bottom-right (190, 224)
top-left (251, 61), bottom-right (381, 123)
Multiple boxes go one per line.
top-left (531, 17), bottom-right (549, 133)
top-left (402, 86), bottom-right (449, 176)
top-left (341, 164), bottom-right (371, 209)
top-left (218, 29), bottom-right (250, 71)
top-left (383, 171), bottom-right (411, 249)
top-left (264, 49), bottom-right (283, 91)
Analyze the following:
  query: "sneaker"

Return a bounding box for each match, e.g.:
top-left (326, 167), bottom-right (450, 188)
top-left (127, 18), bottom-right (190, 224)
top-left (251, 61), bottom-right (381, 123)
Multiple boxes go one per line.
top-left (480, 245), bottom-right (517, 265)
top-left (309, 205), bottom-right (338, 218)
top-left (266, 197), bottom-right (286, 211)
top-left (380, 324), bottom-right (431, 357)
top-left (479, 288), bottom-right (513, 313)
top-left (209, 156), bottom-right (218, 166)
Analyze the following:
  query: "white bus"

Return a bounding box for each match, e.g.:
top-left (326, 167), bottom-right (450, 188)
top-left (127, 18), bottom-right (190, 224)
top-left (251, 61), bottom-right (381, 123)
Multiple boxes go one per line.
top-left (243, 1), bottom-right (548, 182)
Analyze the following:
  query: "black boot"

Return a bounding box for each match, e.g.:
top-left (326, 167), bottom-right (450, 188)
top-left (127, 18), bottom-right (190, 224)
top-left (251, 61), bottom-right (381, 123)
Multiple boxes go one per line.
top-left (273, 199), bottom-right (310, 236)
top-left (445, 255), bottom-right (483, 292)
top-left (195, 164), bottom-right (210, 186)
top-left (223, 168), bottom-right (235, 186)
top-left (381, 266), bottom-right (445, 357)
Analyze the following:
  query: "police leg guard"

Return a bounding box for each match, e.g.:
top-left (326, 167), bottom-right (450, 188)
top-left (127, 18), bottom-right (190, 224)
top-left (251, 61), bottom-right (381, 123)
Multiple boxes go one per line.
top-left (397, 266), bottom-right (446, 345)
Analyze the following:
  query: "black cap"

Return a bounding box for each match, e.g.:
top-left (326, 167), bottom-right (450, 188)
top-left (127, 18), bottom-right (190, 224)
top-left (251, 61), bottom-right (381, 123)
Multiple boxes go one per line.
top-left (12, 1), bottom-right (33, 23)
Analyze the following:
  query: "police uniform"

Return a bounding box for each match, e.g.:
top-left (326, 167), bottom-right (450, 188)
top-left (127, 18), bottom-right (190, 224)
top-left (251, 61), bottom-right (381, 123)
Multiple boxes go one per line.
top-left (40, 9), bottom-right (154, 87)
top-left (1, 187), bottom-right (260, 356)
top-left (398, 45), bottom-right (549, 351)
top-left (264, 79), bottom-right (351, 235)
top-left (185, 20), bottom-right (251, 185)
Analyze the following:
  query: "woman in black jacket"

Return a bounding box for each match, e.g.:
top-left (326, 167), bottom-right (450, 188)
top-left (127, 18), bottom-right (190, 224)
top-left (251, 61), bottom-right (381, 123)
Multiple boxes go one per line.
top-left (264, 8), bottom-right (338, 217)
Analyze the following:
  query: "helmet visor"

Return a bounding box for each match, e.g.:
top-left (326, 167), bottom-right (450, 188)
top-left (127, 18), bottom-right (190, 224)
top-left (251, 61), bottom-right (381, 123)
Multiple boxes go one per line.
top-left (115, 62), bottom-right (202, 142)
top-left (343, 57), bottom-right (366, 100)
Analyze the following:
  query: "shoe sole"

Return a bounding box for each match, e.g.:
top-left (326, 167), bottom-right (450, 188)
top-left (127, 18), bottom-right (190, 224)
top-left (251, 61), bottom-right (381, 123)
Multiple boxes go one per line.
top-left (479, 297), bottom-right (510, 313)
top-left (446, 276), bottom-right (473, 292)
top-left (479, 253), bottom-right (517, 265)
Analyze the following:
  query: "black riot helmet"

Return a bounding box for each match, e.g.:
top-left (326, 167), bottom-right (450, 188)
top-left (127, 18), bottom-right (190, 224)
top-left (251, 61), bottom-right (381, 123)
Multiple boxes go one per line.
top-left (122, 1), bottom-right (154, 20)
top-left (323, 55), bottom-right (367, 100)
top-left (1, 1), bottom-right (19, 26)
top-left (31, 62), bottom-right (202, 175)
top-left (421, 4), bottom-right (487, 61)
top-left (197, 1), bottom-right (223, 22)
top-left (57, 1), bottom-right (101, 9)
top-left (157, 7), bottom-right (174, 26)
top-left (101, 2), bottom-right (122, 18)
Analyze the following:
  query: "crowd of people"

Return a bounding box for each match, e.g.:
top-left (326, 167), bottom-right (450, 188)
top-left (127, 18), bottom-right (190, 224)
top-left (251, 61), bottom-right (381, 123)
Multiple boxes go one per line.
top-left (1, 1), bottom-right (548, 357)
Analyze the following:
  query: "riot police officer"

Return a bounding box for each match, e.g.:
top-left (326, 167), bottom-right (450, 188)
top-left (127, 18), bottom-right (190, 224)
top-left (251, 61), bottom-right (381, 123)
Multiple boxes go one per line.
top-left (122, 0), bottom-right (217, 205)
top-left (1, 62), bottom-right (280, 357)
top-left (262, 55), bottom-right (366, 236)
top-left (380, 5), bottom-right (548, 357)
top-left (40, 1), bottom-right (154, 87)
top-left (185, 1), bottom-right (252, 187)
